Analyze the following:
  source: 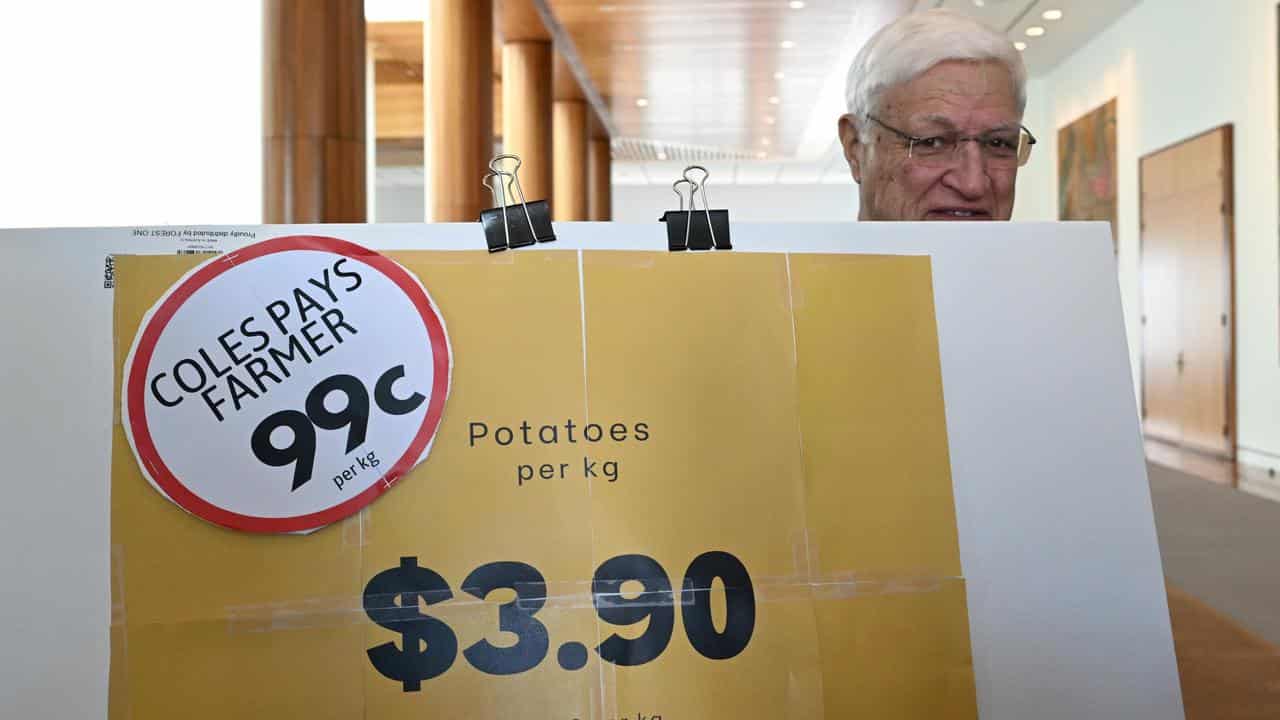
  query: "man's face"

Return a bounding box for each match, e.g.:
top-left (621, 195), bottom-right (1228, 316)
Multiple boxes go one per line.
top-left (839, 60), bottom-right (1022, 221)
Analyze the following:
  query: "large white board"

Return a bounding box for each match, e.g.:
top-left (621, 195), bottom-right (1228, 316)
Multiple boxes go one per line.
top-left (0, 221), bottom-right (1181, 718)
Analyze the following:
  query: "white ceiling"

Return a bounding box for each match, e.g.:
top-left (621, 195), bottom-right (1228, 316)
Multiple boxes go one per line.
top-left (610, 144), bottom-right (853, 188)
top-left (615, 0), bottom-right (1143, 186)
top-left (934, 0), bottom-right (1142, 74)
top-left (364, 0), bottom-right (1144, 188)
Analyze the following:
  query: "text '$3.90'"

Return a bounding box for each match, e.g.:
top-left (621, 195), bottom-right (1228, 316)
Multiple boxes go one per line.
top-left (363, 550), bottom-right (756, 690)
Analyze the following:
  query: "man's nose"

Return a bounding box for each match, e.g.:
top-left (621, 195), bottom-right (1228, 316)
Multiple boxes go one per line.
top-left (942, 141), bottom-right (991, 199)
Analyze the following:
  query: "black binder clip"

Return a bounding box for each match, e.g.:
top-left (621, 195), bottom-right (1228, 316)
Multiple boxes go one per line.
top-left (660, 165), bottom-right (731, 251)
top-left (479, 154), bottom-right (555, 253)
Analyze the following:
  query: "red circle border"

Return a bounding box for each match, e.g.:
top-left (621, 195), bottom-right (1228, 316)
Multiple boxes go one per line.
top-left (124, 235), bottom-right (451, 533)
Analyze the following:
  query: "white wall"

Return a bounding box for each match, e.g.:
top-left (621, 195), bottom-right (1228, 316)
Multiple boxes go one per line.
top-left (375, 183), bottom-right (427, 222)
top-left (613, 182), bottom-right (860, 223)
top-left (1012, 77), bottom-right (1054, 223)
top-left (0, 2), bottom-right (262, 228)
top-left (1013, 0), bottom-right (1280, 466)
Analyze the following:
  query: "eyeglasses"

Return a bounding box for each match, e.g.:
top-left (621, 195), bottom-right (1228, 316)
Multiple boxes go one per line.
top-left (866, 115), bottom-right (1037, 168)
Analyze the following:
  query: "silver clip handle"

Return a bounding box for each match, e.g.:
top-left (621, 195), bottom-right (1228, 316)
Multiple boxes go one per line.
top-left (672, 179), bottom-right (694, 212)
top-left (482, 171), bottom-right (513, 248)
top-left (488, 154), bottom-right (538, 241)
top-left (680, 165), bottom-right (716, 248)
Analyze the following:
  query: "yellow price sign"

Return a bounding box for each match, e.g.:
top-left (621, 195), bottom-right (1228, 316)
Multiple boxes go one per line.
top-left (110, 247), bottom-right (975, 719)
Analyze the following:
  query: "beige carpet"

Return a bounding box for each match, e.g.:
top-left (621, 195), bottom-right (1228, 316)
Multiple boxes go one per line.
top-left (1148, 462), bottom-right (1280, 645)
top-left (1167, 585), bottom-right (1280, 719)
top-left (1149, 461), bottom-right (1280, 717)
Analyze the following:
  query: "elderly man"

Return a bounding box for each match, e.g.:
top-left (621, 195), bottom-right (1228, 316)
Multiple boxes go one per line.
top-left (839, 9), bottom-right (1035, 221)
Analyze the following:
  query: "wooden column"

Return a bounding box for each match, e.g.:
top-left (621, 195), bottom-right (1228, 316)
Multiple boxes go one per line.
top-left (263, 0), bottom-right (366, 223)
top-left (588, 137), bottom-right (612, 220)
top-left (502, 41), bottom-right (553, 203)
top-left (552, 100), bottom-right (588, 220)
top-left (427, 0), bottom-right (493, 221)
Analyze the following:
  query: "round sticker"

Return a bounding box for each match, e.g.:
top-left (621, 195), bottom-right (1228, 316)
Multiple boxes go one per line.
top-left (122, 235), bottom-right (451, 533)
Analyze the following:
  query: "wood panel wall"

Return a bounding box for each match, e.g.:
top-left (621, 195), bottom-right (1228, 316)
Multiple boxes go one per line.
top-left (502, 41), bottom-right (554, 203)
top-left (588, 137), bottom-right (612, 221)
top-left (552, 100), bottom-right (587, 220)
top-left (427, 0), bottom-right (493, 221)
top-left (263, 0), bottom-right (366, 223)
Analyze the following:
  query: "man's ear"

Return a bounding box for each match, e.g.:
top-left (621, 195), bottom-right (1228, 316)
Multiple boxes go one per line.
top-left (838, 114), bottom-right (864, 184)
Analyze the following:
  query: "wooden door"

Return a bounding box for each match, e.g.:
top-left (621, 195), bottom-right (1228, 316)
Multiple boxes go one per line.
top-left (1141, 151), bottom-right (1184, 444)
top-left (1140, 126), bottom-right (1235, 458)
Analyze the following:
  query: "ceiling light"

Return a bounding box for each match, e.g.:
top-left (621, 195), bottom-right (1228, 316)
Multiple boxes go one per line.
top-left (1014, 41), bottom-right (1027, 51)
top-left (764, 116), bottom-right (776, 125)
top-left (773, 71), bottom-right (785, 80)
top-left (768, 96), bottom-right (780, 104)
top-left (1042, 9), bottom-right (1063, 20)
top-left (788, 1), bottom-right (806, 8)
top-left (779, 40), bottom-right (795, 49)
top-left (1025, 26), bottom-right (1045, 37)
top-left (973, 0), bottom-right (985, 6)
top-left (761, 138), bottom-right (772, 146)
top-left (656, 151), bottom-right (667, 160)
top-left (635, 97), bottom-right (649, 107)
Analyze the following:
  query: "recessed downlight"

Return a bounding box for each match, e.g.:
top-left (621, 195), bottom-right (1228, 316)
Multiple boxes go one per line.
top-left (788, 0), bottom-right (806, 8)
top-left (1025, 26), bottom-right (1045, 37)
top-left (1042, 9), bottom-right (1063, 20)
top-left (635, 97), bottom-right (649, 107)
top-left (779, 40), bottom-right (795, 49)
top-left (768, 96), bottom-right (781, 105)
top-left (773, 71), bottom-right (785, 80)
top-left (656, 151), bottom-right (667, 160)
top-left (1014, 41), bottom-right (1027, 51)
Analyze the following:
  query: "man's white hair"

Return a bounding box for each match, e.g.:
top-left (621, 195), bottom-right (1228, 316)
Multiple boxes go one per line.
top-left (845, 8), bottom-right (1026, 125)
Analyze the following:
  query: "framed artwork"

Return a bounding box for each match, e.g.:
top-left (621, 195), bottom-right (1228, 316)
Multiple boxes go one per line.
top-left (1058, 99), bottom-right (1118, 251)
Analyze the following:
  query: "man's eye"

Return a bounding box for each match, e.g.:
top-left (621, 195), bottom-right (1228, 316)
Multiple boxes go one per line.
top-left (916, 136), bottom-right (949, 150)
top-left (985, 136), bottom-right (1017, 150)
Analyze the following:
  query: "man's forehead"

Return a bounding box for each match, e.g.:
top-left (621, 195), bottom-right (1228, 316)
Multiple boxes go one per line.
top-left (880, 61), bottom-right (1021, 125)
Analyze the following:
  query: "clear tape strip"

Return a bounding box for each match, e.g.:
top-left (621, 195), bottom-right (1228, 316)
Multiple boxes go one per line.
top-left (203, 573), bottom-right (965, 635)
top-left (111, 544), bottom-right (127, 627)
top-left (340, 507), bottom-right (371, 548)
